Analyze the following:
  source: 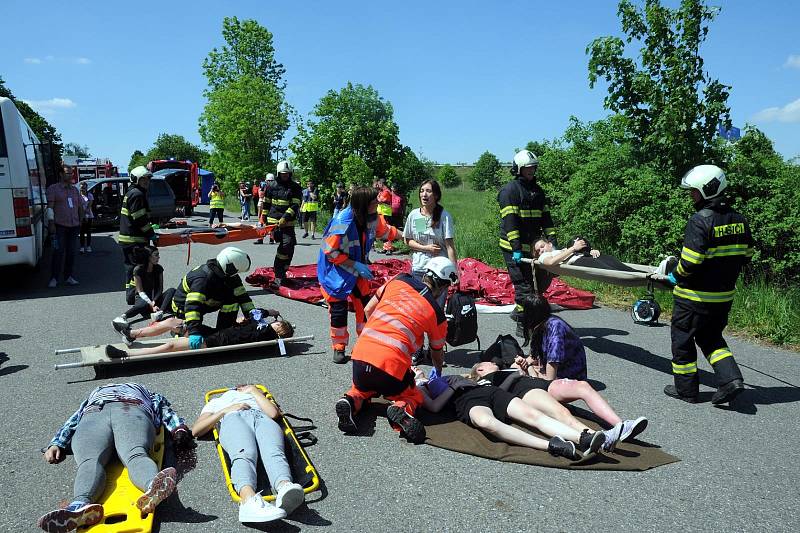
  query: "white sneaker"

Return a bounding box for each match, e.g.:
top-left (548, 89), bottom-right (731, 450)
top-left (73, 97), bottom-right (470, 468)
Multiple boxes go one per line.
top-left (620, 416), bottom-right (649, 442)
top-left (48, 278), bottom-right (58, 288)
top-left (238, 493), bottom-right (286, 523)
top-left (602, 422), bottom-right (623, 452)
top-left (66, 277), bottom-right (80, 286)
top-left (79, 247), bottom-right (85, 253)
top-left (275, 481), bottom-right (304, 515)
top-left (86, 246), bottom-right (93, 253)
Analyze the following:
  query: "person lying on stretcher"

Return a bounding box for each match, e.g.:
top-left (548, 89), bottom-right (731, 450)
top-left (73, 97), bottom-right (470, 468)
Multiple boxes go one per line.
top-left (105, 308), bottom-right (293, 358)
top-left (38, 383), bottom-right (196, 532)
top-left (191, 385), bottom-right (305, 524)
top-left (415, 368), bottom-right (606, 460)
top-left (534, 237), bottom-right (639, 272)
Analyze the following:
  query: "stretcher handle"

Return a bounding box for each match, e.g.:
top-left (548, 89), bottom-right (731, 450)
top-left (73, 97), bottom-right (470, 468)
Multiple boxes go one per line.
top-left (54, 334), bottom-right (314, 370)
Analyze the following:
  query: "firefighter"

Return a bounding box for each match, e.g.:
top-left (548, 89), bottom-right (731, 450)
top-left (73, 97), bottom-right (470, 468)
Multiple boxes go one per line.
top-left (318, 187), bottom-right (399, 364)
top-left (170, 246), bottom-right (256, 350)
top-left (665, 164), bottom-right (753, 405)
top-left (119, 166), bottom-right (159, 286)
top-left (335, 256), bottom-right (457, 444)
top-left (498, 150), bottom-right (557, 336)
top-left (258, 161), bottom-right (302, 285)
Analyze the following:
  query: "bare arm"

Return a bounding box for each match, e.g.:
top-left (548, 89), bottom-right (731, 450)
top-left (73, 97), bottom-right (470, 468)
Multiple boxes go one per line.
top-left (539, 240), bottom-right (584, 266)
top-left (241, 386), bottom-right (280, 419)
top-left (191, 403), bottom-right (250, 438)
top-left (444, 238), bottom-right (457, 268)
top-left (419, 385), bottom-right (456, 413)
top-left (404, 237), bottom-right (440, 254)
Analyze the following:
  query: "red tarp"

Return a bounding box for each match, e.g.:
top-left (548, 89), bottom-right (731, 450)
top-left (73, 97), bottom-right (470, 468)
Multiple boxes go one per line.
top-left (246, 258), bottom-right (595, 310)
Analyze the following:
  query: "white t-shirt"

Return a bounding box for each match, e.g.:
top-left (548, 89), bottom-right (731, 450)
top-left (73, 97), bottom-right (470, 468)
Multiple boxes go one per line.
top-left (403, 207), bottom-right (455, 272)
top-left (539, 248), bottom-right (580, 265)
top-left (201, 390), bottom-right (261, 419)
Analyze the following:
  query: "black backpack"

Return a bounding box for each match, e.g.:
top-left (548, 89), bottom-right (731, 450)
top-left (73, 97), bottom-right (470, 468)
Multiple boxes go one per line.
top-left (480, 334), bottom-right (524, 367)
top-left (445, 291), bottom-right (480, 349)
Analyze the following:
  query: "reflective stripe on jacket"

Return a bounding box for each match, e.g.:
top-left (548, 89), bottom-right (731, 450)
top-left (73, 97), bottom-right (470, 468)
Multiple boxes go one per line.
top-left (497, 178), bottom-right (555, 254)
top-left (119, 185), bottom-right (154, 244)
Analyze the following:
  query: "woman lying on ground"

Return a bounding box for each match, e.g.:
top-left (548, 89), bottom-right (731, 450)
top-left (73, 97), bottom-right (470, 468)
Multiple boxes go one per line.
top-left (414, 370), bottom-right (606, 460)
top-left (38, 383), bottom-right (195, 532)
top-left (468, 360), bottom-right (647, 450)
top-left (105, 309), bottom-right (291, 358)
top-left (112, 246), bottom-right (176, 339)
top-left (191, 384), bottom-right (305, 523)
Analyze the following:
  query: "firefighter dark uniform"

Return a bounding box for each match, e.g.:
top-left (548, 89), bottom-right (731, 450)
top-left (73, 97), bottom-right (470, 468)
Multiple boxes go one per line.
top-left (498, 177), bottom-right (557, 316)
top-left (670, 196), bottom-right (753, 399)
top-left (264, 178), bottom-right (302, 281)
top-left (170, 259), bottom-right (256, 336)
top-left (119, 182), bottom-right (156, 286)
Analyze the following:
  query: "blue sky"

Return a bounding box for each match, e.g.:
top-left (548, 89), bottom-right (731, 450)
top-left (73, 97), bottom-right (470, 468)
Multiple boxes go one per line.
top-left (1, 0), bottom-right (798, 169)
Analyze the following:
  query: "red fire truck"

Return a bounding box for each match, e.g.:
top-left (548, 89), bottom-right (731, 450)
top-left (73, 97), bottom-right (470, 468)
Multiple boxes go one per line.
top-left (63, 156), bottom-right (118, 183)
top-left (147, 158), bottom-right (200, 216)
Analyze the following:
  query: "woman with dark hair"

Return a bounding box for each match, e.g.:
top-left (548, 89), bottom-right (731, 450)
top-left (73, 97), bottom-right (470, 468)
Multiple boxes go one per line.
top-left (112, 246), bottom-right (175, 341)
top-left (520, 295), bottom-right (587, 380)
top-left (317, 186), bottom-right (400, 363)
top-left (404, 179), bottom-right (458, 363)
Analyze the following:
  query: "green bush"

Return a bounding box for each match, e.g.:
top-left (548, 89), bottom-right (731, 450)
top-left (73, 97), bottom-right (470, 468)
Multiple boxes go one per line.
top-left (437, 164), bottom-right (461, 188)
top-left (470, 151), bottom-right (502, 191)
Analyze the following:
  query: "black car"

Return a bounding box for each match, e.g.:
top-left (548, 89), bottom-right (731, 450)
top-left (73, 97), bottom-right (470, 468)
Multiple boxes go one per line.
top-left (82, 177), bottom-right (176, 227)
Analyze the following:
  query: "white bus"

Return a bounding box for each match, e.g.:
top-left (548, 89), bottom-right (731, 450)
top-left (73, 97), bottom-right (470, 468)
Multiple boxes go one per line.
top-left (0, 97), bottom-right (50, 268)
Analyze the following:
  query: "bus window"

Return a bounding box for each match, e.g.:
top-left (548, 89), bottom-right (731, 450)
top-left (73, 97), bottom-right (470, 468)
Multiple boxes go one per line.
top-left (0, 107), bottom-right (7, 158)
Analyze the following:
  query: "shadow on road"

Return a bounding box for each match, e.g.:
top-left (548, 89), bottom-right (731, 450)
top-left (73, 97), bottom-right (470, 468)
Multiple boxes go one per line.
top-left (0, 352), bottom-right (28, 377)
top-left (0, 235), bottom-right (124, 301)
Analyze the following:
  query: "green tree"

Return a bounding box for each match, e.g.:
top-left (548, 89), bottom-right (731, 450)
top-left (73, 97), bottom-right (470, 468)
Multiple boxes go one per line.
top-left (145, 133), bottom-right (208, 166)
top-left (290, 82), bottom-right (403, 191)
top-left (62, 142), bottom-right (91, 157)
top-left (387, 147), bottom-right (428, 195)
top-left (199, 17), bottom-right (290, 190)
top-left (470, 151), bottom-right (502, 191)
top-left (340, 154), bottom-right (373, 186)
top-left (437, 164), bottom-right (461, 188)
top-left (128, 150), bottom-right (148, 171)
top-left (587, 0), bottom-right (731, 174)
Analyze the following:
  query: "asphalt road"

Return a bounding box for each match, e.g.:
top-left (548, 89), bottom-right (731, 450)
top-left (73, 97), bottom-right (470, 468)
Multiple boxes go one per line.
top-left (1, 206), bottom-right (798, 533)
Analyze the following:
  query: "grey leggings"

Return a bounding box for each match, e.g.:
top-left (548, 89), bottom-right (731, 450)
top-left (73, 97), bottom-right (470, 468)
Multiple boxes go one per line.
top-left (71, 402), bottom-right (157, 503)
top-left (219, 409), bottom-right (291, 494)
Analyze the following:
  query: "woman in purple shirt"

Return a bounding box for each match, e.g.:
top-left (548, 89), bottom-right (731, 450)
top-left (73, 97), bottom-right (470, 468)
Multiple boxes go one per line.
top-left (521, 295), bottom-right (587, 381)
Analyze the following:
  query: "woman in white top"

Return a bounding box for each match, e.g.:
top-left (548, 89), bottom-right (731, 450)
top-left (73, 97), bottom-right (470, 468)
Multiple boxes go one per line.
top-left (191, 385), bottom-right (304, 523)
top-left (403, 179), bottom-right (458, 308)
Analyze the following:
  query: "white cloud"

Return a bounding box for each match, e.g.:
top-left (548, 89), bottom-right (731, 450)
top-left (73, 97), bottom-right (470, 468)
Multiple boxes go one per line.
top-left (784, 55), bottom-right (800, 69)
top-left (74, 57), bottom-right (91, 65)
top-left (753, 97), bottom-right (800, 123)
top-left (24, 57), bottom-right (42, 64)
top-left (21, 98), bottom-right (78, 114)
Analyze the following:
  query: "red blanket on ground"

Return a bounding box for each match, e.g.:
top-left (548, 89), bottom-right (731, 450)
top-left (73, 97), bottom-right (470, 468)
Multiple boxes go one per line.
top-left (246, 258), bottom-right (595, 310)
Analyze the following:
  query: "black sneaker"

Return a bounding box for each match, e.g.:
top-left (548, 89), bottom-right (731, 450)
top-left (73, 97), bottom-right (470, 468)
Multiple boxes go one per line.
top-left (302, 232), bottom-right (309, 238)
top-left (663, 385), bottom-right (699, 403)
top-left (548, 436), bottom-right (579, 460)
top-left (411, 347), bottom-right (431, 366)
top-left (112, 316), bottom-right (135, 346)
top-left (332, 349), bottom-right (348, 364)
top-left (270, 278), bottom-right (283, 291)
top-left (578, 429), bottom-right (606, 455)
top-left (253, 239), bottom-right (264, 245)
top-left (105, 345), bottom-right (127, 359)
top-left (711, 379), bottom-right (744, 405)
top-left (386, 403), bottom-right (426, 444)
top-left (335, 396), bottom-right (358, 433)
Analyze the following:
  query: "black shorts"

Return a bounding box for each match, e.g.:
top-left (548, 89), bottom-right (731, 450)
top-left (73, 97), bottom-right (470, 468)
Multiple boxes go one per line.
top-left (200, 322), bottom-right (276, 348)
top-left (303, 211), bottom-right (317, 223)
top-left (454, 386), bottom-right (515, 425)
top-left (508, 376), bottom-right (552, 399)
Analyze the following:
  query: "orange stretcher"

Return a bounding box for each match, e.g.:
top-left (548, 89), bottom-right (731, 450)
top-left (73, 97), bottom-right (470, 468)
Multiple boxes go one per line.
top-left (158, 224), bottom-right (275, 247)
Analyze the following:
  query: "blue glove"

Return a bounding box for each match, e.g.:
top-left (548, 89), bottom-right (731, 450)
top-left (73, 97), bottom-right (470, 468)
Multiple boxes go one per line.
top-left (353, 262), bottom-right (373, 279)
top-left (428, 367), bottom-right (441, 381)
top-left (667, 272), bottom-right (678, 287)
top-left (189, 334), bottom-right (203, 350)
top-left (512, 251), bottom-right (523, 264)
top-left (151, 233), bottom-right (159, 245)
top-left (426, 377), bottom-right (450, 399)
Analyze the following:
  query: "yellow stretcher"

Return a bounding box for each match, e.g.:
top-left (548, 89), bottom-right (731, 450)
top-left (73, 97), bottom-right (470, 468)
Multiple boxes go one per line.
top-left (204, 385), bottom-right (320, 503)
top-left (82, 427), bottom-right (165, 533)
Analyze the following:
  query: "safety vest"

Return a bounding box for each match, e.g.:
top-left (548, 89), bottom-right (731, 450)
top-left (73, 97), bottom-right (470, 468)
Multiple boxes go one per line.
top-left (318, 206), bottom-right (397, 300)
top-left (377, 188), bottom-right (393, 216)
top-left (209, 191), bottom-right (225, 209)
top-left (302, 189), bottom-right (319, 212)
top-left (352, 274), bottom-right (448, 379)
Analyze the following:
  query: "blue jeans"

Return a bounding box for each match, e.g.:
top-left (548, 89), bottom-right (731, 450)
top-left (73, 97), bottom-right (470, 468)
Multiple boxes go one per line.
top-left (51, 224), bottom-right (80, 281)
top-left (219, 409), bottom-right (291, 494)
top-left (240, 200), bottom-right (250, 220)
